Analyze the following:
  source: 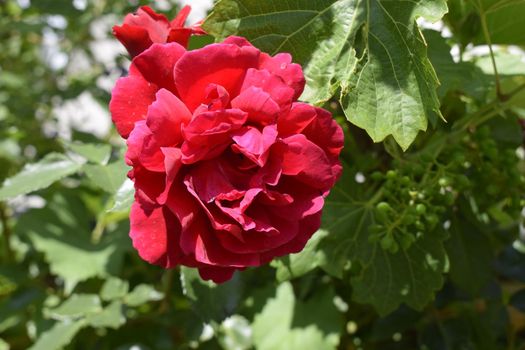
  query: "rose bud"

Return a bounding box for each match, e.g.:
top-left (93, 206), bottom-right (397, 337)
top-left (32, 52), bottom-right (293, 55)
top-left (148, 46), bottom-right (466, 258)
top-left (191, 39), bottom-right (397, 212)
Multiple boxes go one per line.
top-left (113, 5), bottom-right (205, 57)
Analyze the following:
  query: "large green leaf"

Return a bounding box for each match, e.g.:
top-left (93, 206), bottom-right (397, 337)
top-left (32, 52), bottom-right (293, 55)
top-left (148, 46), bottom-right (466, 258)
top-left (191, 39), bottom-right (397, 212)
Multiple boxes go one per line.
top-left (180, 266), bottom-right (241, 322)
top-left (424, 29), bottom-right (490, 100)
top-left (28, 320), bottom-right (85, 350)
top-left (318, 165), bottom-right (448, 315)
top-left (252, 282), bottom-right (341, 350)
top-left (0, 153), bottom-right (82, 201)
top-left (271, 230), bottom-right (328, 281)
top-left (83, 161), bottom-right (128, 194)
top-left (16, 192), bottom-right (129, 292)
top-left (445, 216), bottom-right (493, 295)
top-left (204, 0), bottom-right (447, 150)
top-left (447, 0), bottom-right (525, 47)
top-left (47, 294), bottom-right (102, 320)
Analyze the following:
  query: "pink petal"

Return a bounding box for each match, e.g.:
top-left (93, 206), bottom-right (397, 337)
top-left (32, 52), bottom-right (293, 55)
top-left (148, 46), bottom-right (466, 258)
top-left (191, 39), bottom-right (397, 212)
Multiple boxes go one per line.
top-left (174, 43), bottom-right (260, 111)
top-left (222, 36), bottom-right (254, 48)
top-left (259, 52), bottom-right (305, 99)
top-left (241, 68), bottom-right (294, 113)
top-left (231, 125), bottom-right (277, 167)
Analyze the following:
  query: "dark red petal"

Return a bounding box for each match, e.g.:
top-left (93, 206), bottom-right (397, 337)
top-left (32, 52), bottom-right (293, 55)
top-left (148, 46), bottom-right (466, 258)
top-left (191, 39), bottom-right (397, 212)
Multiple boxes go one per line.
top-left (156, 147), bottom-right (183, 205)
top-left (129, 202), bottom-right (182, 268)
top-left (302, 107), bottom-right (344, 161)
top-left (113, 24), bottom-right (153, 58)
top-left (198, 265), bottom-right (236, 283)
top-left (146, 88), bottom-right (191, 146)
top-left (174, 43), bottom-right (260, 111)
top-left (167, 28), bottom-right (192, 48)
top-left (109, 75), bottom-right (158, 138)
top-left (281, 134), bottom-right (335, 189)
top-left (132, 42), bottom-right (186, 93)
top-left (277, 102), bottom-right (317, 136)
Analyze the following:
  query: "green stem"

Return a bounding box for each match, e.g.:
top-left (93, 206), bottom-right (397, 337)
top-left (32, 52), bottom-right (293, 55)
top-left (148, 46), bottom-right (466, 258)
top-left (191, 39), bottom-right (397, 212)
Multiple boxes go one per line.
top-left (0, 202), bottom-right (13, 263)
top-left (476, 0), bottom-right (504, 100)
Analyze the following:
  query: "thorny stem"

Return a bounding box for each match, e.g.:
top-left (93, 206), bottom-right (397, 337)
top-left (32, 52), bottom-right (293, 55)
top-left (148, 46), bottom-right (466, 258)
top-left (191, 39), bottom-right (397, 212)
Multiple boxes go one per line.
top-left (0, 202), bottom-right (13, 263)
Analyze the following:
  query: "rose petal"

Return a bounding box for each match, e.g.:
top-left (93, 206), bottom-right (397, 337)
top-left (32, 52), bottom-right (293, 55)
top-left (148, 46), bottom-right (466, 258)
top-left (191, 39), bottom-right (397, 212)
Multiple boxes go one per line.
top-left (146, 88), bottom-right (191, 146)
top-left (181, 109), bottom-right (247, 163)
top-left (231, 86), bottom-right (280, 125)
top-left (170, 5), bottom-right (191, 27)
top-left (174, 43), bottom-right (260, 111)
top-left (198, 265), bottom-right (237, 283)
top-left (241, 68), bottom-right (295, 113)
top-left (281, 134), bottom-right (335, 189)
top-left (109, 74), bottom-right (158, 138)
top-left (156, 147), bottom-right (183, 205)
top-left (277, 102), bottom-right (317, 136)
top-left (259, 52), bottom-right (305, 99)
top-left (129, 202), bottom-right (182, 268)
top-left (231, 125), bottom-right (277, 167)
top-left (132, 42), bottom-right (186, 93)
top-left (112, 24), bottom-right (153, 58)
top-left (126, 121), bottom-right (164, 172)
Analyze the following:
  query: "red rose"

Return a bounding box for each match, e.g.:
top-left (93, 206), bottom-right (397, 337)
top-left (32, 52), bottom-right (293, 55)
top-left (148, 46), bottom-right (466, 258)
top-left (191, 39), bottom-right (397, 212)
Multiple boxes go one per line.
top-left (113, 5), bottom-right (205, 57)
top-left (110, 36), bottom-right (343, 283)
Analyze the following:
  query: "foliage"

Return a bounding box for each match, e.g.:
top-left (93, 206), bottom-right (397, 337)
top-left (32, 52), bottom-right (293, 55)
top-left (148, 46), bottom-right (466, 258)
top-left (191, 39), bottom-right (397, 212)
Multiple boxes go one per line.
top-left (1, 0), bottom-right (525, 349)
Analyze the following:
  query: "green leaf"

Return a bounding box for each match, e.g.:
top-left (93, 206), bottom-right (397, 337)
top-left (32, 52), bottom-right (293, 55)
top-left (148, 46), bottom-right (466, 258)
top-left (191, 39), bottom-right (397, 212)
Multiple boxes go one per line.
top-left (445, 216), bottom-right (493, 295)
top-left (180, 266), bottom-right (241, 322)
top-left (86, 301), bottom-right (125, 329)
top-left (218, 315), bottom-right (253, 350)
top-left (65, 141), bottom-right (111, 165)
top-left (271, 230), bottom-right (328, 281)
top-left (16, 192), bottom-right (129, 292)
top-left (83, 161), bottom-right (128, 194)
top-left (0, 338), bottom-right (8, 350)
top-left (47, 294), bottom-right (101, 320)
top-left (100, 277), bottom-right (129, 301)
top-left (252, 282), bottom-right (340, 350)
top-left (124, 284), bottom-right (163, 307)
top-left (108, 179), bottom-right (135, 213)
top-left (0, 153), bottom-right (82, 201)
top-left (204, 0), bottom-right (447, 150)
top-left (424, 29), bottom-right (490, 100)
top-left (318, 164), bottom-right (448, 315)
top-left (28, 320), bottom-right (85, 350)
